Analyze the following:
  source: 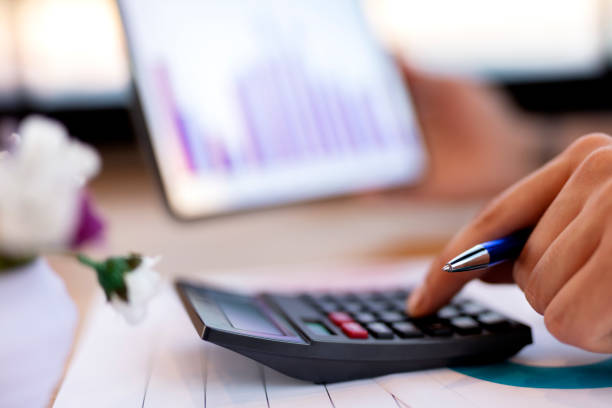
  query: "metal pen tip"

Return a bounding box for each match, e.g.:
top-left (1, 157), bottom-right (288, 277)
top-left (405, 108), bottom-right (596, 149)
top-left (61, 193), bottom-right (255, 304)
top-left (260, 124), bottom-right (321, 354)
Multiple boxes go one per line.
top-left (442, 264), bottom-right (452, 272)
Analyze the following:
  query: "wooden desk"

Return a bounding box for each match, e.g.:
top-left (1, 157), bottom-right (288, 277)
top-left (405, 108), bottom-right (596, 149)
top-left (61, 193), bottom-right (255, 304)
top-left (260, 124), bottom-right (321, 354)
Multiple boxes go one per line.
top-left (49, 146), bottom-right (483, 405)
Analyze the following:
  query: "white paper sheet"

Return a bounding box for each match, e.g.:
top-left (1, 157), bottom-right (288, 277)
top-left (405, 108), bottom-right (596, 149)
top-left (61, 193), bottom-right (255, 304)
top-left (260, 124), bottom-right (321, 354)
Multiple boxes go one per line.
top-left (263, 368), bottom-right (332, 408)
top-left (142, 299), bottom-right (206, 408)
top-left (326, 379), bottom-right (399, 408)
top-left (54, 260), bottom-right (612, 408)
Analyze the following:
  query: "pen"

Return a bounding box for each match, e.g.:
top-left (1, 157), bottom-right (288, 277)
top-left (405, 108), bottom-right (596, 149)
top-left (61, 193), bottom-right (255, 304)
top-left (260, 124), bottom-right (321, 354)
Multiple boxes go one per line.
top-left (442, 228), bottom-right (532, 273)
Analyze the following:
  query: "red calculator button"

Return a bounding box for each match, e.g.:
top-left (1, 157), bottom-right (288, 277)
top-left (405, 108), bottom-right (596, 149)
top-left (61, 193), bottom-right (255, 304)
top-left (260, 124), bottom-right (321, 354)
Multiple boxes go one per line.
top-left (341, 322), bottom-right (369, 339)
top-left (328, 312), bottom-right (353, 326)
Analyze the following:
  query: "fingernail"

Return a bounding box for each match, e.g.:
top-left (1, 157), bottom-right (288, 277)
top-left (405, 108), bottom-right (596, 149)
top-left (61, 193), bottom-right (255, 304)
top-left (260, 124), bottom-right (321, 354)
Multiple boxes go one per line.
top-left (408, 285), bottom-right (427, 315)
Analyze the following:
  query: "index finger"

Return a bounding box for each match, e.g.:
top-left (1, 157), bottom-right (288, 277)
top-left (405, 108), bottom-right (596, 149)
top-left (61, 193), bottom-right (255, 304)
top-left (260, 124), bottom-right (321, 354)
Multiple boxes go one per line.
top-left (407, 133), bottom-right (612, 317)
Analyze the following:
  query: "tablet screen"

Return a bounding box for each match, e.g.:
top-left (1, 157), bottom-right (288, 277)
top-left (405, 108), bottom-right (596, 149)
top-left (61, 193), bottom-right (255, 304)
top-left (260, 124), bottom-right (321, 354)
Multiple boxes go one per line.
top-left (119, 0), bottom-right (426, 218)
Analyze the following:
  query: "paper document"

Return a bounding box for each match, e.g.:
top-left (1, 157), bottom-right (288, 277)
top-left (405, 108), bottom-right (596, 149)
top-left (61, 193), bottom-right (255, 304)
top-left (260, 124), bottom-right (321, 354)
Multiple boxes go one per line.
top-left (54, 261), bottom-right (612, 407)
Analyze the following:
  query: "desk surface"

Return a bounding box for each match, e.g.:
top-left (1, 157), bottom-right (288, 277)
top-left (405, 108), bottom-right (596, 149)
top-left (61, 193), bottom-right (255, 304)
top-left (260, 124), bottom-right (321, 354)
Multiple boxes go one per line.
top-left (49, 146), bottom-right (483, 405)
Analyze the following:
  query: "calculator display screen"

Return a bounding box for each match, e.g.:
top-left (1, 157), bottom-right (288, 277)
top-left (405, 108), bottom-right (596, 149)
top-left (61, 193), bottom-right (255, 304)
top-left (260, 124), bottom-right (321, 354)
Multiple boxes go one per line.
top-left (215, 294), bottom-right (284, 336)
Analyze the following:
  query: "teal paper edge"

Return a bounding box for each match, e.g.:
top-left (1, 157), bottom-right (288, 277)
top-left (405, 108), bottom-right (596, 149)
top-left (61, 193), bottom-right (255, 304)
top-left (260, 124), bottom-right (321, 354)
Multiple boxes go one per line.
top-left (452, 357), bottom-right (612, 389)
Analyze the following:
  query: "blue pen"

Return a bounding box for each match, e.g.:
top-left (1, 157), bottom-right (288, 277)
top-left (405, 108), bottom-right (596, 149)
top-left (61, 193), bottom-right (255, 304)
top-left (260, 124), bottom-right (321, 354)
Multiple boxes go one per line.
top-left (442, 228), bottom-right (532, 272)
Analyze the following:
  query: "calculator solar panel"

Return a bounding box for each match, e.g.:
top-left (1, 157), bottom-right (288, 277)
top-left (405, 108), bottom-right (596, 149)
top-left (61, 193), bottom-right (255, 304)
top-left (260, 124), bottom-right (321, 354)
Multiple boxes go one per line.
top-left (176, 281), bottom-right (532, 383)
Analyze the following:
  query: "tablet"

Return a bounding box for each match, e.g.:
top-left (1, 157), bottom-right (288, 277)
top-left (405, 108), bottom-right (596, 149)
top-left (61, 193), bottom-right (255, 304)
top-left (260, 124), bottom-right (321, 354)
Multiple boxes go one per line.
top-left (119, 0), bottom-right (426, 219)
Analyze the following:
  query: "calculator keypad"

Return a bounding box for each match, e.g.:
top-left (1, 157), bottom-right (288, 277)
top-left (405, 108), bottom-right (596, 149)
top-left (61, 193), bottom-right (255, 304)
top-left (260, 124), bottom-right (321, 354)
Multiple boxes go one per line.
top-left (303, 290), bottom-right (510, 341)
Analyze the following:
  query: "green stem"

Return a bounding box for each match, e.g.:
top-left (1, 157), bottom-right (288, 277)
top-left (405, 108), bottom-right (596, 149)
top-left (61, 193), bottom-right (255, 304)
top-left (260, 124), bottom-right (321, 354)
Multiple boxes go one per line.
top-left (76, 253), bottom-right (101, 269)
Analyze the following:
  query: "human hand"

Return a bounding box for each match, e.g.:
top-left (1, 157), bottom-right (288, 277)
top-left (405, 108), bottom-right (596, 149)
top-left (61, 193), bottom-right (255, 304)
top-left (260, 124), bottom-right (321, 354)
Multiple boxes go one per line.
top-left (408, 133), bottom-right (612, 352)
top-left (401, 64), bottom-right (541, 198)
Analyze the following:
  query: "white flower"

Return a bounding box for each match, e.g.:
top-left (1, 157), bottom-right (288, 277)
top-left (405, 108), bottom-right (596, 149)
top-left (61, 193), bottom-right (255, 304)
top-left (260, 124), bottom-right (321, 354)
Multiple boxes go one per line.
top-left (0, 115), bottom-right (100, 256)
top-left (110, 256), bottom-right (161, 324)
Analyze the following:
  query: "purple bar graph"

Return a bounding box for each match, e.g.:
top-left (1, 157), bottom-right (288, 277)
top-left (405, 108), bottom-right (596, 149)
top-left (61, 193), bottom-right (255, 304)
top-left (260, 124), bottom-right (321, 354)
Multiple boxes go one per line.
top-left (360, 94), bottom-right (385, 147)
top-left (154, 64), bottom-right (197, 172)
top-left (236, 75), bottom-right (264, 167)
top-left (155, 56), bottom-right (412, 174)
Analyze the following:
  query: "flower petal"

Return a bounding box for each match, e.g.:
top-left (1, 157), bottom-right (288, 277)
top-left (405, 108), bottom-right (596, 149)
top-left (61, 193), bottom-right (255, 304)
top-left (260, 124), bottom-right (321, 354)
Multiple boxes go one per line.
top-left (110, 295), bottom-right (147, 324)
top-left (70, 194), bottom-right (105, 248)
top-left (0, 115), bottom-right (101, 256)
top-left (106, 256), bottom-right (161, 324)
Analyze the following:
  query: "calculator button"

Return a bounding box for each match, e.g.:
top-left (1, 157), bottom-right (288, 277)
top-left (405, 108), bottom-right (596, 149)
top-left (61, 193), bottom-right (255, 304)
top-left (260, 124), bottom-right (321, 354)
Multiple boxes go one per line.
top-left (342, 302), bottom-right (365, 314)
top-left (419, 320), bottom-right (454, 337)
top-left (477, 312), bottom-right (508, 330)
top-left (367, 322), bottom-right (394, 339)
top-left (390, 299), bottom-right (408, 311)
top-left (361, 292), bottom-right (385, 301)
top-left (300, 294), bottom-right (316, 303)
top-left (377, 311), bottom-right (406, 323)
top-left (328, 312), bottom-right (353, 326)
top-left (461, 302), bottom-right (488, 315)
top-left (390, 298), bottom-right (407, 309)
top-left (438, 306), bottom-right (461, 319)
top-left (341, 322), bottom-right (369, 339)
top-left (450, 316), bottom-right (481, 335)
top-left (304, 321), bottom-right (334, 336)
top-left (335, 293), bottom-right (359, 303)
top-left (391, 322), bottom-right (423, 338)
top-left (318, 301), bottom-right (340, 314)
top-left (364, 300), bottom-right (393, 313)
top-left (353, 312), bottom-right (377, 324)
top-left (388, 289), bottom-right (410, 299)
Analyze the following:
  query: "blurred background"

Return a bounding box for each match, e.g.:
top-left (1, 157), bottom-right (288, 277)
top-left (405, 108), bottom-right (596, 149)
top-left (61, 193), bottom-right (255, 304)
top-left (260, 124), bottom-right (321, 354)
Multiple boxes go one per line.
top-left (1, 0), bottom-right (612, 285)
top-left (1, 0), bottom-right (611, 146)
top-left (4, 3), bottom-right (612, 404)
top-left (2, 0), bottom-right (612, 270)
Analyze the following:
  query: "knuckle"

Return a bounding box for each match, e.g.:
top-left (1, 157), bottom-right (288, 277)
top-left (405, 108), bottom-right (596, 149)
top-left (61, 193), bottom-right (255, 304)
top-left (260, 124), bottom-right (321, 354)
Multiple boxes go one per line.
top-left (600, 177), bottom-right (612, 195)
top-left (544, 305), bottom-right (572, 344)
top-left (565, 133), bottom-right (612, 159)
top-left (512, 255), bottom-right (529, 290)
top-left (523, 287), bottom-right (540, 314)
top-left (544, 304), bottom-right (589, 348)
top-left (570, 333), bottom-right (600, 353)
top-left (512, 240), bottom-right (538, 289)
top-left (471, 192), bottom-right (514, 234)
top-left (472, 206), bottom-right (497, 233)
top-left (576, 146), bottom-right (612, 177)
top-left (598, 177), bottom-right (612, 204)
top-left (577, 331), bottom-right (612, 353)
top-left (585, 178), bottom-right (612, 219)
top-left (524, 260), bottom-right (549, 315)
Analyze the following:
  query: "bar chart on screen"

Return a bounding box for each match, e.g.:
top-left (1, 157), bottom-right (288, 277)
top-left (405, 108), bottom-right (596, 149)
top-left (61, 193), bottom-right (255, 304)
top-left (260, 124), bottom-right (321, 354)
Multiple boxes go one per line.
top-left (124, 0), bottom-right (426, 215)
top-left (154, 56), bottom-right (414, 176)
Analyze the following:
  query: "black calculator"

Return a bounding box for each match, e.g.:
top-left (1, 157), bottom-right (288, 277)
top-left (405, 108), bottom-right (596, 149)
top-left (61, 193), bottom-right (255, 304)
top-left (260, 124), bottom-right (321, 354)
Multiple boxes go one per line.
top-left (176, 280), bottom-right (532, 383)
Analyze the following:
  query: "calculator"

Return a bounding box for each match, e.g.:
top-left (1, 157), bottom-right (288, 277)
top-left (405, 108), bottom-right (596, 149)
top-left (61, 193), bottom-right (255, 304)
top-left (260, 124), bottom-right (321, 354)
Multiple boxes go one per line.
top-left (176, 280), bottom-right (532, 383)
